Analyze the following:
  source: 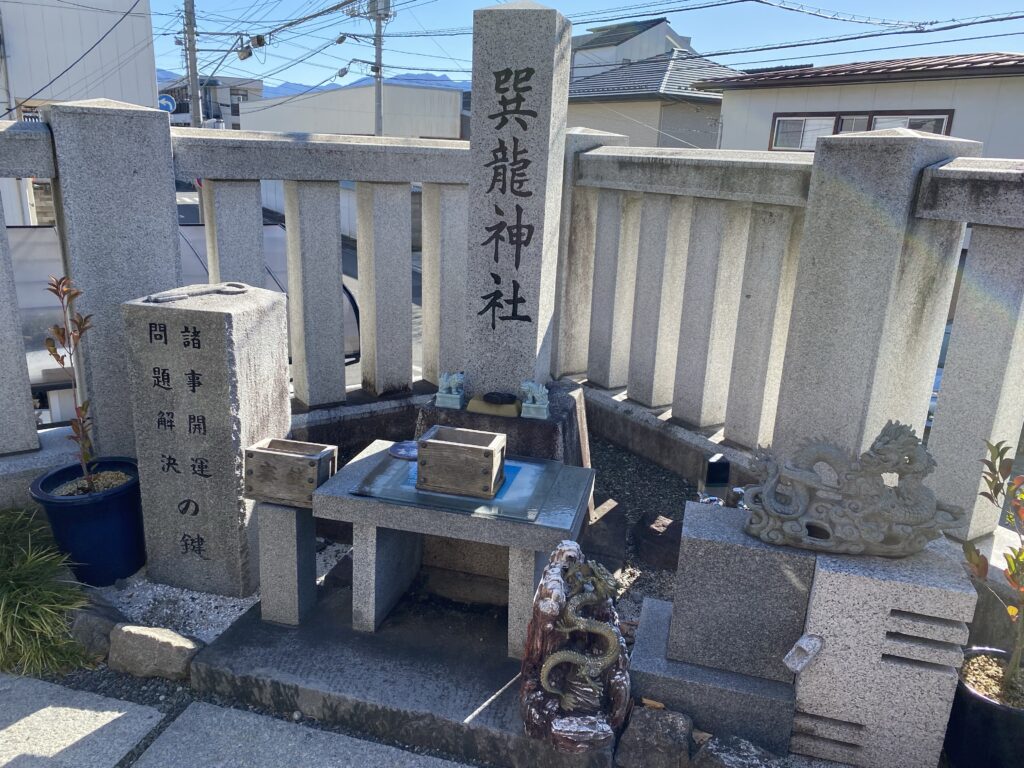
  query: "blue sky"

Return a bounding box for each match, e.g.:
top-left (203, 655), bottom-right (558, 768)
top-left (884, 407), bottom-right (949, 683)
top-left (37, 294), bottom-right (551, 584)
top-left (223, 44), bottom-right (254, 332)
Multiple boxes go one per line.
top-left (149, 0), bottom-right (1024, 88)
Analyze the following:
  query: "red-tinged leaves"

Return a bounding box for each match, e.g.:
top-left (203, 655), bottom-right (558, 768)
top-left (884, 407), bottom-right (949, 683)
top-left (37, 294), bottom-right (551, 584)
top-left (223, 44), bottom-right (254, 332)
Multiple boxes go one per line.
top-left (964, 541), bottom-right (989, 580)
top-left (1000, 458), bottom-right (1015, 481)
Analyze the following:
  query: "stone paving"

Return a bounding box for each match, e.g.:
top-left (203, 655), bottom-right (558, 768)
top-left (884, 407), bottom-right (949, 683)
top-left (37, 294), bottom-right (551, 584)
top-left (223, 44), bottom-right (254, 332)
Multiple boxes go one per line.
top-left (0, 674), bottom-right (473, 768)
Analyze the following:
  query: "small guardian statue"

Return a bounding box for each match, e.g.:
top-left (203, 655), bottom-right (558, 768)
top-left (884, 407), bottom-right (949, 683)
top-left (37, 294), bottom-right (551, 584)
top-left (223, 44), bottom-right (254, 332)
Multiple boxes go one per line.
top-left (436, 371), bottom-right (466, 409)
top-left (520, 541), bottom-right (630, 754)
top-left (744, 420), bottom-right (964, 557)
top-left (519, 379), bottom-right (549, 420)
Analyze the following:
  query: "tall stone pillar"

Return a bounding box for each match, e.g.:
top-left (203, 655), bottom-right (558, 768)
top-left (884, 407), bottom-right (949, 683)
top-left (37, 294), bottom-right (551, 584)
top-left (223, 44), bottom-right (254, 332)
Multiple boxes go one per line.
top-left (123, 284), bottom-right (290, 596)
top-left (0, 201), bottom-right (39, 454)
top-left (45, 99), bottom-right (182, 457)
top-left (460, 1), bottom-right (570, 396)
top-left (773, 129), bottom-right (981, 454)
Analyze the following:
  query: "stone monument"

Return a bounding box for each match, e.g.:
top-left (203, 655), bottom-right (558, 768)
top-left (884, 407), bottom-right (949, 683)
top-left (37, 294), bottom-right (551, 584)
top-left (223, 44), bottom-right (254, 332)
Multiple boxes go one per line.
top-left (123, 283), bottom-right (290, 596)
top-left (460, 1), bottom-right (570, 396)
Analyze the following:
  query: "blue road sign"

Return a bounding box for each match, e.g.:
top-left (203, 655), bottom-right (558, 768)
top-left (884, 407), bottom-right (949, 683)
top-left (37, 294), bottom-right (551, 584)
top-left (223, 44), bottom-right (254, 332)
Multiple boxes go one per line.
top-left (158, 94), bottom-right (176, 112)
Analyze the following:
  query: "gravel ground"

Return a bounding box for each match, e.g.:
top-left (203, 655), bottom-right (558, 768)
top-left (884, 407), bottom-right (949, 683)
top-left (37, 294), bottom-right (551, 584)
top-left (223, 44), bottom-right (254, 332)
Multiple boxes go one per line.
top-left (92, 541), bottom-right (351, 643)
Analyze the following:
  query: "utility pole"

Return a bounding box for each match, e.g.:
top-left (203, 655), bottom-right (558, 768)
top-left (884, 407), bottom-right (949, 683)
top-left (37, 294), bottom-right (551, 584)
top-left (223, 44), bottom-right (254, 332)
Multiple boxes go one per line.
top-left (373, 9), bottom-right (383, 136)
top-left (184, 0), bottom-right (203, 128)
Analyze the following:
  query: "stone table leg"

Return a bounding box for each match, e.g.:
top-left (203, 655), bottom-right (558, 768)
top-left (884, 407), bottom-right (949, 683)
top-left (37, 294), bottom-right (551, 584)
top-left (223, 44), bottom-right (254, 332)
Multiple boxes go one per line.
top-left (351, 524), bottom-right (422, 632)
top-left (257, 502), bottom-right (317, 626)
top-left (508, 548), bottom-right (546, 659)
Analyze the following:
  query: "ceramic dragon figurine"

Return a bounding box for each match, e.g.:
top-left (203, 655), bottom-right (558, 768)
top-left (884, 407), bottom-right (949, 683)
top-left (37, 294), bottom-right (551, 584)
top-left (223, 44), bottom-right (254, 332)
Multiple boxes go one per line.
top-left (744, 420), bottom-right (964, 557)
top-left (539, 561), bottom-right (621, 711)
top-left (520, 542), bottom-right (630, 754)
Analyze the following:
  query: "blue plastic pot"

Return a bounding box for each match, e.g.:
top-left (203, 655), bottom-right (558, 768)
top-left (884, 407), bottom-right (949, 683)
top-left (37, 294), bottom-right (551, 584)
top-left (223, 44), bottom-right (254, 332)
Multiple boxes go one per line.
top-left (30, 457), bottom-right (145, 587)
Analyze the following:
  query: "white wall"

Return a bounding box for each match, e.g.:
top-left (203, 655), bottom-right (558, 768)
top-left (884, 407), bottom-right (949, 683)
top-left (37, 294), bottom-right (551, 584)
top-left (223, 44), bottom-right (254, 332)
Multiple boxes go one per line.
top-left (570, 21), bottom-right (694, 81)
top-left (568, 100), bottom-right (664, 147)
top-left (0, 0), bottom-right (157, 109)
top-left (240, 82), bottom-right (461, 138)
top-left (718, 76), bottom-right (1024, 158)
top-left (658, 100), bottom-right (721, 149)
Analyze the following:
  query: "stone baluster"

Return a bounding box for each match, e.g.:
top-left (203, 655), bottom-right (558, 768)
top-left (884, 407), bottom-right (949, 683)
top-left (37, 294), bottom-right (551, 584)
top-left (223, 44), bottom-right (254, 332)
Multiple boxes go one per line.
top-left (928, 224), bottom-right (1024, 540)
top-left (587, 188), bottom-right (641, 389)
top-left (0, 197), bottom-right (39, 454)
top-left (626, 194), bottom-right (691, 407)
top-left (772, 130), bottom-right (981, 455)
top-left (356, 182), bottom-right (413, 396)
top-left (549, 128), bottom-right (629, 380)
top-left (202, 179), bottom-right (265, 286)
top-left (284, 180), bottom-right (347, 408)
top-left (421, 183), bottom-right (468, 385)
top-left (671, 199), bottom-right (752, 427)
top-left (724, 205), bottom-right (802, 449)
top-left (45, 99), bottom-right (182, 457)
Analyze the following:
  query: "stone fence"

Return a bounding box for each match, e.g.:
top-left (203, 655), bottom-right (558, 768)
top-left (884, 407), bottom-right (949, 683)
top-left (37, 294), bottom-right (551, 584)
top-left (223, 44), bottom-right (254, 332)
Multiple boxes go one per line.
top-left (1, 100), bottom-right (1022, 542)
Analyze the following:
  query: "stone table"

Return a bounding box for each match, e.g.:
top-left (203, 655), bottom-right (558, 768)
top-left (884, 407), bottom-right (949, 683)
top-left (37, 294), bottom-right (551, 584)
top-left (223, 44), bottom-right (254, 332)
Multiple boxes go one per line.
top-left (308, 440), bottom-right (594, 658)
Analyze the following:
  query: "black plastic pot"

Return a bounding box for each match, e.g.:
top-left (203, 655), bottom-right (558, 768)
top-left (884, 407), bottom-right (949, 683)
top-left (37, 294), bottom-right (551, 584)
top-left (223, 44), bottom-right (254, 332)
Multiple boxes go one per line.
top-left (29, 457), bottom-right (145, 587)
top-left (945, 646), bottom-right (1024, 768)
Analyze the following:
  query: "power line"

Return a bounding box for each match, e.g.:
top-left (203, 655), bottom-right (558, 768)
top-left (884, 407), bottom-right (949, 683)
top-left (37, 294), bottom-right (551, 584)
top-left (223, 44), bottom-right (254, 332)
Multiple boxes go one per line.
top-left (0, 0), bottom-right (142, 118)
top-left (241, 72), bottom-right (338, 112)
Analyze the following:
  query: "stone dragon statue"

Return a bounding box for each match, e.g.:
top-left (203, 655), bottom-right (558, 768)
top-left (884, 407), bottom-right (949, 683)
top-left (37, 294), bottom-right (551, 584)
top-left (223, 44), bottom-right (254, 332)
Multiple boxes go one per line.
top-left (519, 541), bottom-right (630, 754)
top-left (744, 420), bottom-right (964, 557)
top-left (539, 561), bottom-right (621, 711)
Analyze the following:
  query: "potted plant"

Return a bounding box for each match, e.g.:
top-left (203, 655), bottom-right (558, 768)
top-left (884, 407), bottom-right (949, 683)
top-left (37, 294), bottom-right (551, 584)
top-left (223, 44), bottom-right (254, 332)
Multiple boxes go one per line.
top-left (29, 276), bottom-right (145, 587)
top-left (944, 440), bottom-right (1024, 768)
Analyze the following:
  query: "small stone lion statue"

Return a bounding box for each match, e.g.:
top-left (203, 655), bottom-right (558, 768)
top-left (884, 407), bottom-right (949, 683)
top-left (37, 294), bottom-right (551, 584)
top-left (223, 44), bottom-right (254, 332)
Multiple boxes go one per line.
top-left (520, 380), bottom-right (549, 406)
top-left (438, 371), bottom-right (465, 395)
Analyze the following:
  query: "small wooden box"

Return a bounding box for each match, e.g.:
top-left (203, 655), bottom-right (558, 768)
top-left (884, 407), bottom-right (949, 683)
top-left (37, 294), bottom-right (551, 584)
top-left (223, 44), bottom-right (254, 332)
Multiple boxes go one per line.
top-left (244, 438), bottom-right (338, 508)
top-left (416, 426), bottom-right (506, 499)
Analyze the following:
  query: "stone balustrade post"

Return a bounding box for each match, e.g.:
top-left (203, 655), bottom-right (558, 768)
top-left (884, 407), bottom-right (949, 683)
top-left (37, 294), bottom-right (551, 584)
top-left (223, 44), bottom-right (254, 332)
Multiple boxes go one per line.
top-left (928, 224), bottom-right (1024, 540)
top-left (284, 180), bottom-right (347, 408)
top-left (549, 128), bottom-right (629, 380)
top-left (627, 194), bottom-right (691, 407)
top-left (772, 129), bottom-right (981, 455)
top-left (421, 183), bottom-right (468, 385)
top-left (587, 189), bottom-right (641, 389)
top-left (671, 199), bottom-right (752, 428)
top-left (45, 99), bottom-right (182, 457)
top-left (202, 179), bottom-right (265, 286)
top-left (724, 205), bottom-right (802, 449)
top-left (356, 182), bottom-right (413, 395)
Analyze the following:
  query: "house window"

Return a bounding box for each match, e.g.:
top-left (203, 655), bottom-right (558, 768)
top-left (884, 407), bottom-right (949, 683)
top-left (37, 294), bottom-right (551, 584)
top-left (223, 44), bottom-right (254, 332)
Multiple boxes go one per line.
top-left (770, 111), bottom-right (952, 150)
top-left (773, 117), bottom-right (834, 150)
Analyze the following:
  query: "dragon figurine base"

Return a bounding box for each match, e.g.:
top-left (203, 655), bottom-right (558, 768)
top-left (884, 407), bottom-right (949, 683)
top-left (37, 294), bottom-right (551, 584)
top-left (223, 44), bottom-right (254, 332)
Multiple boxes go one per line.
top-left (519, 541), bottom-right (630, 754)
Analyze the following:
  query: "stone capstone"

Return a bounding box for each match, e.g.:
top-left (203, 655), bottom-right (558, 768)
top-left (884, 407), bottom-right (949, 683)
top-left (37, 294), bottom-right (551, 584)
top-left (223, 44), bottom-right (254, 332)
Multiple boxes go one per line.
top-left (108, 624), bottom-right (202, 680)
top-left (614, 707), bottom-right (694, 768)
top-left (692, 736), bottom-right (781, 768)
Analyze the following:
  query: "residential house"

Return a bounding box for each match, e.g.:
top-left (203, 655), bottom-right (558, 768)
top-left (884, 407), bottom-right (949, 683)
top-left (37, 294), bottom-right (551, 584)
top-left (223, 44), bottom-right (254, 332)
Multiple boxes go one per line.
top-left (568, 50), bottom-right (739, 148)
top-left (695, 53), bottom-right (1024, 157)
top-left (158, 73), bottom-right (264, 130)
top-left (570, 17), bottom-right (694, 80)
top-left (0, 0), bottom-right (158, 225)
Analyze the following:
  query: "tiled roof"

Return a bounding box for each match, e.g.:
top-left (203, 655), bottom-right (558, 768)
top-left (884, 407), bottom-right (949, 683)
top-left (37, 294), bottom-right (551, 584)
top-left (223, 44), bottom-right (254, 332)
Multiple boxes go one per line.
top-left (570, 50), bottom-right (739, 101)
top-left (695, 52), bottom-right (1024, 89)
top-left (573, 18), bottom-right (667, 51)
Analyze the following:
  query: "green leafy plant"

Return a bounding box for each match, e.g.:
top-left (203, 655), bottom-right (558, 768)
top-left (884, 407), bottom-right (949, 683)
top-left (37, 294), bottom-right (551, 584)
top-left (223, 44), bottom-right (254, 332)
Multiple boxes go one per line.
top-left (45, 275), bottom-right (95, 492)
top-left (964, 440), bottom-right (1024, 696)
top-left (0, 508), bottom-right (88, 675)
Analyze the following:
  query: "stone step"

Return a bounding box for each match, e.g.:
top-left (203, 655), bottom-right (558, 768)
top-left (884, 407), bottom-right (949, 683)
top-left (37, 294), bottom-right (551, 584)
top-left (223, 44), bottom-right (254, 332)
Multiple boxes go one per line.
top-left (0, 673), bottom-right (162, 768)
top-left (132, 702), bottom-right (471, 767)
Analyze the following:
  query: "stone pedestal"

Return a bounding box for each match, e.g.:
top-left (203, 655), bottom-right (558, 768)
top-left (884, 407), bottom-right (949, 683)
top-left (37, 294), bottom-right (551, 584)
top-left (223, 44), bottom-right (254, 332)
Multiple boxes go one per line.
top-left (123, 284), bottom-right (290, 596)
top-left (632, 504), bottom-right (976, 765)
top-left (257, 502), bottom-right (316, 625)
top-left (460, 2), bottom-right (571, 395)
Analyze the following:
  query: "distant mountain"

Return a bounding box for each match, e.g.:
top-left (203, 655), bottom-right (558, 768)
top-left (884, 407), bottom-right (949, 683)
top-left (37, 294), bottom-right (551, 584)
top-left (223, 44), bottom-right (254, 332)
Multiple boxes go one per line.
top-left (261, 81), bottom-right (342, 99)
top-left (157, 68), bottom-right (183, 85)
top-left (345, 73), bottom-right (471, 91)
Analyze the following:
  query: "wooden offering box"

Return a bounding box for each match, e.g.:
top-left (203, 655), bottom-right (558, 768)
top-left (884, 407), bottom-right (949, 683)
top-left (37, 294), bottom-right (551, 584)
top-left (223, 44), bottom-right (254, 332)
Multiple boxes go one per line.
top-left (416, 426), bottom-right (506, 499)
top-left (245, 438), bottom-right (338, 508)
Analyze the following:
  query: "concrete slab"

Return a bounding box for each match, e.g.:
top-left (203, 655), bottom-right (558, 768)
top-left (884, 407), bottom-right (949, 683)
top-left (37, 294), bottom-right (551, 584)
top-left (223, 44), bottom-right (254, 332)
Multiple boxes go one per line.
top-left (191, 583), bottom-right (610, 768)
top-left (133, 702), bottom-right (469, 767)
top-left (0, 674), bottom-right (162, 768)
